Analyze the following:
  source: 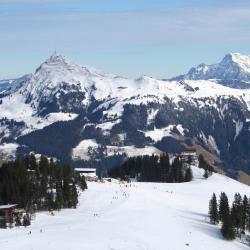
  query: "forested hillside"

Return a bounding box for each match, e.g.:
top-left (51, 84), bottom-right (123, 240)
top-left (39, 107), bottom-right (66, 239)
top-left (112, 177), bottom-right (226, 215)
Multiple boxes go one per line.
top-left (0, 155), bottom-right (87, 228)
top-left (109, 154), bottom-right (194, 183)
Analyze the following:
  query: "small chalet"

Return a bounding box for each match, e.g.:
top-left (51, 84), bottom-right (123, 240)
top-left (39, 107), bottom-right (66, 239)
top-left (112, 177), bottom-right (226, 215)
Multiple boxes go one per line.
top-left (0, 204), bottom-right (27, 228)
top-left (0, 204), bottom-right (18, 222)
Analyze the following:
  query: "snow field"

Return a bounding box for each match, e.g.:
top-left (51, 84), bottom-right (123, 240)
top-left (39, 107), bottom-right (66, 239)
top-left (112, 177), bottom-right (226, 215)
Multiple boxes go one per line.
top-left (0, 167), bottom-right (250, 250)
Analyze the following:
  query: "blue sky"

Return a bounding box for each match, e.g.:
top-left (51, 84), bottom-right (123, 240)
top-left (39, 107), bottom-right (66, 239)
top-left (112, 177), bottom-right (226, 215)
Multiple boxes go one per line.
top-left (1, 0), bottom-right (250, 79)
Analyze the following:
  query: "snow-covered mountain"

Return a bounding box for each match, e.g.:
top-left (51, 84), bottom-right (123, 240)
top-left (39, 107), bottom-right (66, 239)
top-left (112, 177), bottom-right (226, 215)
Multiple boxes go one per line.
top-left (172, 53), bottom-right (250, 88)
top-left (1, 53), bottom-right (250, 174)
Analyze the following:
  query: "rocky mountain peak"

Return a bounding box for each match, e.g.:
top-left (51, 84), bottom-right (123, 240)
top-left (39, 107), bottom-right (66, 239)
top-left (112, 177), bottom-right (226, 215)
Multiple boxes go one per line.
top-left (46, 52), bottom-right (66, 63)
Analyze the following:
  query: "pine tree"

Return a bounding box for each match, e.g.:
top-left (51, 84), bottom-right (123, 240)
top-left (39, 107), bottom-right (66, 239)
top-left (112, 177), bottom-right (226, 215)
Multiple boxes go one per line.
top-left (246, 198), bottom-right (250, 232)
top-left (242, 195), bottom-right (248, 232)
top-left (55, 187), bottom-right (63, 210)
top-left (39, 155), bottom-right (50, 206)
top-left (39, 155), bottom-right (50, 176)
top-left (171, 157), bottom-right (184, 183)
top-left (221, 213), bottom-right (236, 240)
top-left (219, 192), bottom-right (230, 222)
top-left (29, 154), bottom-right (37, 171)
top-left (209, 193), bottom-right (219, 224)
top-left (46, 191), bottom-right (54, 211)
top-left (159, 154), bottom-right (170, 182)
top-left (71, 183), bottom-right (78, 208)
top-left (15, 216), bottom-right (22, 227)
top-left (184, 167), bottom-right (193, 182)
top-left (187, 155), bottom-right (192, 165)
top-left (231, 193), bottom-right (243, 235)
top-left (198, 154), bottom-right (207, 169)
top-left (218, 192), bottom-right (236, 240)
top-left (0, 218), bottom-right (6, 229)
top-left (203, 169), bottom-right (209, 179)
top-left (198, 154), bottom-right (214, 175)
top-left (23, 214), bottom-right (31, 227)
top-left (78, 176), bottom-right (87, 191)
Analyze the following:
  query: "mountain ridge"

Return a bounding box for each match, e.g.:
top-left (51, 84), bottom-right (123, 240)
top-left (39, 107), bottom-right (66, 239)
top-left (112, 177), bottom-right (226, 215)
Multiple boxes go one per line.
top-left (0, 53), bottom-right (250, 175)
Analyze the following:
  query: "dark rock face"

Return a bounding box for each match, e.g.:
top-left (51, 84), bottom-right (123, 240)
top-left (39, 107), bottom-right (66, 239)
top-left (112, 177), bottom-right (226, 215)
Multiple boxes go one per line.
top-left (38, 90), bottom-right (86, 116)
top-left (13, 94), bottom-right (250, 174)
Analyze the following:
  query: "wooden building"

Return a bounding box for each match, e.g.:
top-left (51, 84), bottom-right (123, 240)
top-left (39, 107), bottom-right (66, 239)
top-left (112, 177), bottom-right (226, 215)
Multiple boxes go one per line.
top-left (0, 204), bottom-right (17, 224)
top-left (0, 204), bottom-right (18, 222)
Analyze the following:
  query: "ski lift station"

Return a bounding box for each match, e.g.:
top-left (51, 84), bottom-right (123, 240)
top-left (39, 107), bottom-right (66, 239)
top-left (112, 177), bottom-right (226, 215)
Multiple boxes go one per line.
top-left (74, 168), bottom-right (97, 181)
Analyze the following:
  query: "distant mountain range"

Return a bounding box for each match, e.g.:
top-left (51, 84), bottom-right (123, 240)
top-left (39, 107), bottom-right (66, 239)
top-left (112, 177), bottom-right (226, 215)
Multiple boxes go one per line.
top-left (171, 53), bottom-right (250, 88)
top-left (0, 52), bottom-right (250, 176)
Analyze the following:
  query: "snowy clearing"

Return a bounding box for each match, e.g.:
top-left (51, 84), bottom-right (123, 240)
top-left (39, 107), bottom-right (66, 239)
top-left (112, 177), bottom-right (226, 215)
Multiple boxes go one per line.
top-left (72, 139), bottom-right (99, 160)
top-left (106, 145), bottom-right (163, 157)
top-left (72, 139), bottom-right (163, 160)
top-left (0, 143), bottom-right (19, 159)
top-left (0, 167), bottom-right (250, 250)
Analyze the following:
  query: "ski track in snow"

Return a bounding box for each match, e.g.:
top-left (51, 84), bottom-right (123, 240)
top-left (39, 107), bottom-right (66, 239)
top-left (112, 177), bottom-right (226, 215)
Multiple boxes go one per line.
top-left (1, 168), bottom-right (250, 250)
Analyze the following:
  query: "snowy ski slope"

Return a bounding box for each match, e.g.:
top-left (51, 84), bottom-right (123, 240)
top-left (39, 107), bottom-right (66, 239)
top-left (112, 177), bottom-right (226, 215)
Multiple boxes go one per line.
top-left (0, 167), bottom-right (250, 250)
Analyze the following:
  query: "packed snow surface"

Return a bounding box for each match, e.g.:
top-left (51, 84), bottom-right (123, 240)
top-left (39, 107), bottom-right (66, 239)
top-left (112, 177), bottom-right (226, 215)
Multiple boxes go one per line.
top-left (1, 167), bottom-right (250, 250)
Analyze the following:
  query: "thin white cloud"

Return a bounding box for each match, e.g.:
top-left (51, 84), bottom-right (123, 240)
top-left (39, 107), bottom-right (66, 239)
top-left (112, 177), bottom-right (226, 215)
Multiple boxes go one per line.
top-left (0, 0), bottom-right (64, 2)
top-left (0, 4), bottom-right (250, 69)
top-left (2, 5), bottom-right (249, 49)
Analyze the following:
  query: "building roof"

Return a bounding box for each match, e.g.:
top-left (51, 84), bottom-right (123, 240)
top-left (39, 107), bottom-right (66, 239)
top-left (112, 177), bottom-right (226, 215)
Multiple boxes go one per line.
top-left (0, 204), bottom-right (18, 209)
top-left (74, 168), bottom-right (96, 172)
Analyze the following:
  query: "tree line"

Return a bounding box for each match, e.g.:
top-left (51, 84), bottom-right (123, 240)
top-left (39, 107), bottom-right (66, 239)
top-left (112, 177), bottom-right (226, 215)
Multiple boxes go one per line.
top-left (209, 192), bottom-right (250, 240)
top-left (109, 153), bottom-right (193, 183)
top-left (0, 154), bottom-right (87, 227)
